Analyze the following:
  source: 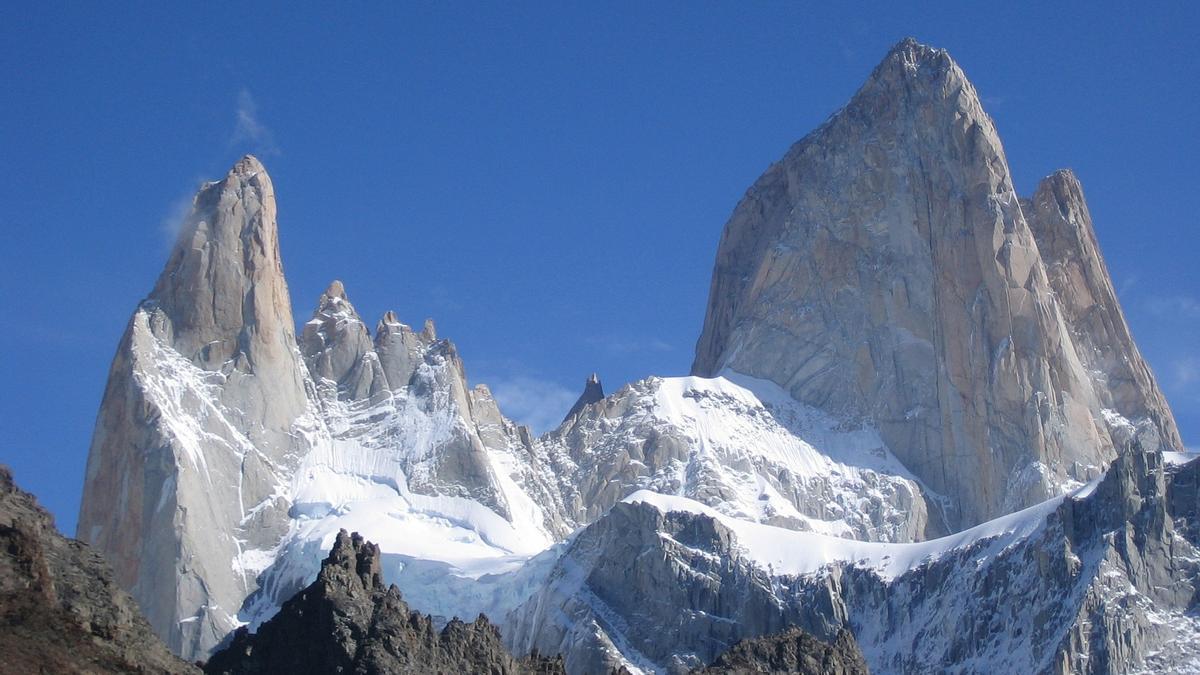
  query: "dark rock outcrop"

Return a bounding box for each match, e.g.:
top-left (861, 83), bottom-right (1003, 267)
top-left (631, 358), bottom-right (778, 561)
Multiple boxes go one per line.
top-left (204, 530), bottom-right (563, 675)
top-left (0, 465), bottom-right (197, 674)
top-left (693, 628), bottom-right (869, 674)
top-left (563, 373), bottom-right (605, 423)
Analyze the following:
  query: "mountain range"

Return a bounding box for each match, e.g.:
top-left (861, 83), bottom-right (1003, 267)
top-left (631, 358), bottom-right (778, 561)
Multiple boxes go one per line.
top-left (44, 38), bottom-right (1200, 673)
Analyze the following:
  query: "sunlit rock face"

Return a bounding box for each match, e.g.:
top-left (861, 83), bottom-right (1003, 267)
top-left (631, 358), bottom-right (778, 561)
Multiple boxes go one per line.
top-left (692, 39), bottom-right (1181, 531)
top-left (78, 156), bottom-right (315, 659)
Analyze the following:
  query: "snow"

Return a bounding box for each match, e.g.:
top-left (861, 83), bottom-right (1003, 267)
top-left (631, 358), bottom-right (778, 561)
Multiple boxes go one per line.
top-left (1164, 450), bottom-right (1200, 467)
top-left (647, 372), bottom-right (930, 540)
top-left (623, 477), bottom-right (1095, 580)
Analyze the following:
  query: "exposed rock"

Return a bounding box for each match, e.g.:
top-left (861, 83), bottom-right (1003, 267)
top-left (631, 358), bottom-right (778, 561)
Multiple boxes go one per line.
top-left (78, 155), bottom-right (318, 659)
top-left (301, 280), bottom-right (389, 402)
top-left (505, 447), bottom-right (1200, 673)
top-left (563, 373), bottom-right (605, 423)
top-left (539, 375), bottom-right (932, 541)
top-left (691, 38), bottom-right (1180, 531)
top-left (204, 530), bottom-right (563, 675)
top-left (693, 628), bottom-right (869, 675)
top-left (1023, 169), bottom-right (1181, 452)
top-left (0, 466), bottom-right (197, 674)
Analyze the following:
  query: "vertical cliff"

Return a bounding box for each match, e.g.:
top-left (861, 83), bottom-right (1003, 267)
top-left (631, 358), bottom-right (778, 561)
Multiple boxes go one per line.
top-left (692, 39), bottom-right (1181, 530)
top-left (78, 156), bottom-right (316, 659)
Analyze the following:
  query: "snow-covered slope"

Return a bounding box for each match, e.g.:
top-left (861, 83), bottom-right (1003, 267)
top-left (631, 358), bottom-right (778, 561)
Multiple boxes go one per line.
top-left (541, 372), bottom-right (938, 542)
top-left (506, 450), bottom-right (1200, 674)
top-left (240, 367), bottom-right (940, 637)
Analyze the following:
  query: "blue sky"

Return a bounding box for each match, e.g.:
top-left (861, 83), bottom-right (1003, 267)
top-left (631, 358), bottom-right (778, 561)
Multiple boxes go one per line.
top-left (2, 3), bottom-right (1197, 534)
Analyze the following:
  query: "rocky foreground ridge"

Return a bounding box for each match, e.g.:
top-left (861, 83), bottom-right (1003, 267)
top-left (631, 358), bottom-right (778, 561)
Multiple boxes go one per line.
top-left (0, 465), bottom-right (196, 674)
top-left (205, 530), bottom-right (565, 675)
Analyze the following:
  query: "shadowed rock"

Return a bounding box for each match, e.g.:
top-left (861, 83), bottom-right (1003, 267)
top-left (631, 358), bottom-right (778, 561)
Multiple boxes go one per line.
top-left (693, 628), bottom-right (869, 674)
top-left (0, 466), bottom-right (197, 674)
top-left (563, 373), bottom-right (605, 423)
top-left (204, 530), bottom-right (564, 674)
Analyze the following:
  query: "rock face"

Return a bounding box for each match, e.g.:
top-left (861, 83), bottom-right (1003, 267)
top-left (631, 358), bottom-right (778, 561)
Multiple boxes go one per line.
top-left (76, 40), bottom-right (1194, 674)
top-left (539, 374), bottom-right (933, 542)
top-left (0, 466), bottom-right (197, 674)
top-left (204, 530), bottom-right (564, 675)
top-left (506, 449), bottom-right (1200, 674)
top-left (562, 373), bottom-right (604, 423)
top-left (692, 38), bottom-right (1181, 530)
top-left (1023, 170), bottom-right (1181, 453)
top-left (78, 156), bottom-right (317, 658)
top-left (77, 158), bottom-right (572, 661)
top-left (693, 628), bottom-right (869, 675)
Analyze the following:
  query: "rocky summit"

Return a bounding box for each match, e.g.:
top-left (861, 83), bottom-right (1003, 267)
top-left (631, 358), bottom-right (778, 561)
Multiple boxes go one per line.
top-left (691, 38), bottom-right (1181, 532)
top-left (204, 530), bottom-right (564, 675)
top-left (72, 37), bottom-right (1198, 675)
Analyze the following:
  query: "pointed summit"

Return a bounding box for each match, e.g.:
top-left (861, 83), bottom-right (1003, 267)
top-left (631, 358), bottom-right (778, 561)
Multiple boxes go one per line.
top-left (301, 280), bottom-right (388, 401)
top-left (322, 279), bottom-right (348, 301)
top-left (692, 40), bottom-right (1140, 531)
top-left (79, 155), bottom-right (313, 658)
top-left (563, 373), bottom-right (605, 423)
top-left (148, 155), bottom-right (294, 373)
top-left (1024, 170), bottom-right (1181, 451)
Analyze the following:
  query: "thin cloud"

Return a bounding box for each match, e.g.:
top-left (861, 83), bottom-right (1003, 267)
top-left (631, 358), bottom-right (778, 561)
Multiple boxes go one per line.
top-left (1172, 357), bottom-right (1200, 389)
top-left (230, 89), bottom-right (280, 156)
top-left (585, 334), bottom-right (673, 356)
top-left (481, 374), bottom-right (578, 435)
top-left (160, 191), bottom-right (195, 248)
top-left (1145, 295), bottom-right (1200, 320)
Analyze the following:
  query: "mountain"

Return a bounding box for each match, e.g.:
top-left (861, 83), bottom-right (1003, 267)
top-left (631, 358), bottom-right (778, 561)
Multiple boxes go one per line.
top-left (75, 37), bottom-right (1198, 675)
top-left (0, 466), bottom-right (196, 674)
top-left (204, 530), bottom-right (564, 674)
top-left (538, 374), bottom-right (933, 541)
top-left (563, 373), bottom-right (604, 423)
top-left (78, 156), bottom-right (318, 658)
top-left (691, 39), bottom-right (1181, 531)
top-left (505, 444), bottom-right (1200, 673)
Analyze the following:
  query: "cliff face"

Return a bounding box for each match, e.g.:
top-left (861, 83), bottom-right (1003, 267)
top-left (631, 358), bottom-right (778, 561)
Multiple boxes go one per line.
top-left (505, 450), bottom-right (1200, 674)
top-left (0, 466), bottom-right (197, 674)
top-left (692, 39), bottom-right (1181, 530)
top-left (78, 156), bottom-right (316, 659)
top-left (204, 530), bottom-right (564, 675)
top-left (1022, 169), bottom-right (1181, 452)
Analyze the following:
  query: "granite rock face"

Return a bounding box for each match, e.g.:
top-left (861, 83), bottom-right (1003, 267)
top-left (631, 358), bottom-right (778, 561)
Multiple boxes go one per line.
top-left (204, 530), bottom-right (564, 675)
top-left (78, 156), bottom-right (318, 659)
top-left (77, 158), bottom-right (577, 661)
top-left (1023, 170), bottom-right (1181, 453)
top-left (692, 39), bottom-right (1181, 531)
top-left (0, 466), bottom-right (197, 674)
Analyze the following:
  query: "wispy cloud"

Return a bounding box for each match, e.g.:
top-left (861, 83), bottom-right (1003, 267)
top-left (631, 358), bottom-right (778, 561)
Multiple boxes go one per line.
top-left (230, 89), bottom-right (279, 156)
top-left (481, 374), bottom-right (578, 435)
top-left (1115, 274), bottom-right (1139, 299)
top-left (585, 334), bottom-right (672, 356)
top-left (1172, 357), bottom-right (1200, 389)
top-left (159, 191), bottom-right (195, 248)
top-left (1144, 295), bottom-right (1200, 320)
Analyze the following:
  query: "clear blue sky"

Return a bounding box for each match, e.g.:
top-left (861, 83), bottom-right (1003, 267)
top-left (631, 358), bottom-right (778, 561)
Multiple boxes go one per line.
top-left (2, 2), bottom-right (1197, 535)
